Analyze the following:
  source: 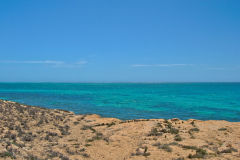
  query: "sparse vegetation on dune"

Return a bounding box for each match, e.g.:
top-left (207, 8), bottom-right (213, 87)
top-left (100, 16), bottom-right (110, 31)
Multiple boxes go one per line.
top-left (0, 99), bottom-right (239, 160)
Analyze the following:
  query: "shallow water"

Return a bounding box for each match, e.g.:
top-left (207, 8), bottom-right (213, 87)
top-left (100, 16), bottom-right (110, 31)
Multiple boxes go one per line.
top-left (0, 83), bottom-right (240, 121)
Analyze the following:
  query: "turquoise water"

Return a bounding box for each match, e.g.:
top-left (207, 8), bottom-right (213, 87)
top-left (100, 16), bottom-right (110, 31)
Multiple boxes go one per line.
top-left (0, 83), bottom-right (240, 121)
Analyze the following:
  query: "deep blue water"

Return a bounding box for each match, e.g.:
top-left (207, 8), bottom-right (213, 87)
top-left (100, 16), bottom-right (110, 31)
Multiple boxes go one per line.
top-left (0, 83), bottom-right (240, 121)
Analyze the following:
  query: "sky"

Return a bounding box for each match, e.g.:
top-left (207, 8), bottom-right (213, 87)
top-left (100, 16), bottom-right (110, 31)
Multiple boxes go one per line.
top-left (0, 0), bottom-right (240, 82)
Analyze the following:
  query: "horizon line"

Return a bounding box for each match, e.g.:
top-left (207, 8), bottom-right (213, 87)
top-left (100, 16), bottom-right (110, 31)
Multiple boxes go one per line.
top-left (0, 81), bottom-right (240, 83)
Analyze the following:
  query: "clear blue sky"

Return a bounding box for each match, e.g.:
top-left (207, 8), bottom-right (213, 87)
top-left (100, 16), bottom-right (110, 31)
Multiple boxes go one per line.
top-left (0, 0), bottom-right (240, 82)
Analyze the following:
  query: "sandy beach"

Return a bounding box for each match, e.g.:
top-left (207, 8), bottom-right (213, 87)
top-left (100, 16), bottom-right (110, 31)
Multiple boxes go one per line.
top-left (0, 99), bottom-right (239, 160)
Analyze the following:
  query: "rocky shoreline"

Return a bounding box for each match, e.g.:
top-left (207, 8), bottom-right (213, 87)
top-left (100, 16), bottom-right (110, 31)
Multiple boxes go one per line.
top-left (0, 99), bottom-right (239, 160)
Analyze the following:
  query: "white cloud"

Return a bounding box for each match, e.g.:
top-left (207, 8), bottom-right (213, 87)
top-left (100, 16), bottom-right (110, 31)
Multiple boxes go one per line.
top-left (132, 64), bottom-right (193, 67)
top-left (0, 60), bottom-right (88, 68)
top-left (206, 67), bottom-right (226, 70)
top-left (0, 60), bottom-right (64, 65)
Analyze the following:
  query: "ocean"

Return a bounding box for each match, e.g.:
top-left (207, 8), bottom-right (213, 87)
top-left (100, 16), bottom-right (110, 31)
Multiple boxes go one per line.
top-left (0, 83), bottom-right (240, 121)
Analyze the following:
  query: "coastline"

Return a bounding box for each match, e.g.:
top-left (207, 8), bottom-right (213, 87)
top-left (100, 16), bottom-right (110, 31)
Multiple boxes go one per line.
top-left (0, 99), bottom-right (239, 159)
